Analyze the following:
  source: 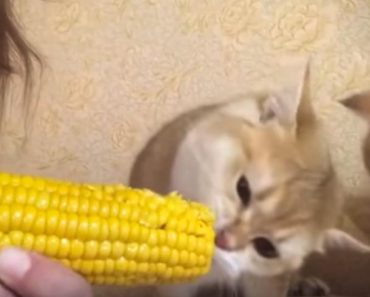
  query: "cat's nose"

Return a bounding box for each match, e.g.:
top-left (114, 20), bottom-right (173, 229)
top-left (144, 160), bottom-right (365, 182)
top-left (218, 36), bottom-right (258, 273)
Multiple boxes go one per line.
top-left (215, 230), bottom-right (232, 250)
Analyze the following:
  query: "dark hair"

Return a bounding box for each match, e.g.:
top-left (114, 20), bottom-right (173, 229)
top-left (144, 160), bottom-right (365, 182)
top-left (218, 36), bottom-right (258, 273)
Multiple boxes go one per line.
top-left (0, 0), bottom-right (41, 128)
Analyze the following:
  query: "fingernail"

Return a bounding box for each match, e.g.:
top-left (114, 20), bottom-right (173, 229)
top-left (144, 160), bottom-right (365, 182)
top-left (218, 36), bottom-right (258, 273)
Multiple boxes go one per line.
top-left (0, 248), bottom-right (31, 285)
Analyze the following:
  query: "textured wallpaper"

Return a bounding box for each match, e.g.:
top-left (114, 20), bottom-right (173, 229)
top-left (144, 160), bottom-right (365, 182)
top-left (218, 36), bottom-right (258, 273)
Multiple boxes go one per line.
top-left (1, 0), bottom-right (370, 194)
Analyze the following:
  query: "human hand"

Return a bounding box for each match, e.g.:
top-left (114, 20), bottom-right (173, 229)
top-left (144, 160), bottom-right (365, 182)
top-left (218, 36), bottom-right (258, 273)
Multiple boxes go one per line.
top-left (0, 248), bottom-right (93, 297)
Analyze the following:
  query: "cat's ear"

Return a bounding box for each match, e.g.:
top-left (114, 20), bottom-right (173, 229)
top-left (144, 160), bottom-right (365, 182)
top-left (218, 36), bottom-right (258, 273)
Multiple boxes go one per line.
top-left (260, 61), bottom-right (315, 136)
top-left (341, 91), bottom-right (370, 120)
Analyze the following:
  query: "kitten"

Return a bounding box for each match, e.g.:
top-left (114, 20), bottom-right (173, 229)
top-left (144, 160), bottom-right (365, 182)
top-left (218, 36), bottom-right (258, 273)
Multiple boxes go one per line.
top-left (129, 63), bottom-right (343, 297)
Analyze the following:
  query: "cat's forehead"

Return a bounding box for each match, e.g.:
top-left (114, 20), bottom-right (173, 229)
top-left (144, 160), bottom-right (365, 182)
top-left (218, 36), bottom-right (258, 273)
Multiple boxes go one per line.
top-left (203, 116), bottom-right (301, 173)
top-left (247, 127), bottom-right (296, 154)
top-left (243, 126), bottom-right (301, 170)
top-left (245, 158), bottom-right (302, 207)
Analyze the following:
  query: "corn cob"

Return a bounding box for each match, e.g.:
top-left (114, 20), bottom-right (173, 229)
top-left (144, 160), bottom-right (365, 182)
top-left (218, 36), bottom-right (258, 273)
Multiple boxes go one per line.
top-left (0, 172), bottom-right (215, 285)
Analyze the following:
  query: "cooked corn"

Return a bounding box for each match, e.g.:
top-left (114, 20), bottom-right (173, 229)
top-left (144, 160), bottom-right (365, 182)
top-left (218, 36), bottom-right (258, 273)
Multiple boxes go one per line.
top-left (0, 173), bottom-right (215, 285)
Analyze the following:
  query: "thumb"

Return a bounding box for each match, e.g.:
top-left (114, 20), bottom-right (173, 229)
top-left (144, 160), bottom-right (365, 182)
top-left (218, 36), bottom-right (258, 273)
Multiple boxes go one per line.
top-left (0, 248), bottom-right (93, 297)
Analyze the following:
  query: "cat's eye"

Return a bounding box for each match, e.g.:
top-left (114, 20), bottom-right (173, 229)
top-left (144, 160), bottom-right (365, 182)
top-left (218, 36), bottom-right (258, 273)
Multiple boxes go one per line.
top-left (252, 237), bottom-right (279, 259)
top-left (236, 175), bottom-right (251, 206)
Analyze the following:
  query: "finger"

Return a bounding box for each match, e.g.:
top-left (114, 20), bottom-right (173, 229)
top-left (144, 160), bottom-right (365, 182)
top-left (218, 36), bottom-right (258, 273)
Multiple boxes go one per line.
top-left (0, 284), bottom-right (17, 297)
top-left (0, 248), bottom-right (93, 297)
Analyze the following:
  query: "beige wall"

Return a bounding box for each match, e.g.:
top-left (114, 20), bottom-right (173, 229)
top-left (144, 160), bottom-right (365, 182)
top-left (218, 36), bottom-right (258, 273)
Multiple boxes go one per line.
top-left (2, 0), bottom-right (370, 190)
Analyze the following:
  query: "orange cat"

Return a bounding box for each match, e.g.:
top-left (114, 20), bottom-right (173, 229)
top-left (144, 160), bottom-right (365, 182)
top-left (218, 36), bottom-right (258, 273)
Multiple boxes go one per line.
top-left (129, 63), bottom-right (344, 297)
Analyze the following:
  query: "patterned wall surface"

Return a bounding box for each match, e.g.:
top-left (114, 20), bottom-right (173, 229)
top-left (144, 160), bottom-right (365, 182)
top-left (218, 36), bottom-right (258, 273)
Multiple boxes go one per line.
top-left (1, 0), bottom-right (370, 192)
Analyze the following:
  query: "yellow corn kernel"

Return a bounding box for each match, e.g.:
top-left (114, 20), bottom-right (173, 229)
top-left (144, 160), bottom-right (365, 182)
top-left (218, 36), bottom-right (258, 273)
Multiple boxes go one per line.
top-left (46, 209), bottom-right (59, 235)
top-left (70, 240), bottom-right (84, 259)
top-left (0, 172), bottom-right (215, 286)
top-left (111, 241), bottom-right (125, 259)
top-left (59, 238), bottom-right (70, 258)
top-left (88, 216), bottom-right (101, 239)
top-left (84, 241), bottom-right (99, 259)
top-left (22, 233), bottom-right (34, 249)
top-left (93, 259), bottom-right (105, 275)
top-left (3, 186), bottom-right (14, 204)
top-left (10, 205), bottom-right (23, 230)
top-left (22, 206), bottom-right (37, 232)
top-left (76, 196), bottom-right (89, 214)
top-left (66, 213), bottom-right (79, 238)
top-left (179, 250), bottom-right (189, 265)
top-left (80, 260), bottom-right (94, 275)
top-left (115, 257), bottom-right (127, 272)
top-left (46, 235), bottom-right (60, 256)
top-left (56, 213), bottom-right (68, 237)
top-left (0, 205), bottom-right (9, 231)
top-left (34, 214), bottom-right (46, 235)
top-left (33, 235), bottom-right (47, 253)
top-left (137, 244), bottom-right (150, 262)
top-left (9, 230), bottom-right (23, 246)
top-left (28, 188), bottom-right (38, 205)
top-left (98, 241), bottom-right (111, 258)
top-left (35, 192), bottom-right (50, 210)
top-left (76, 216), bottom-right (89, 240)
top-left (150, 246), bottom-right (160, 262)
top-left (105, 259), bottom-right (115, 275)
top-left (15, 187), bottom-right (27, 204)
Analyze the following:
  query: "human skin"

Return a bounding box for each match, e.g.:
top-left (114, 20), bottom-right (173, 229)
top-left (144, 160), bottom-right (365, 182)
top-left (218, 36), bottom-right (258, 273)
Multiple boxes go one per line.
top-left (0, 248), bottom-right (93, 297)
